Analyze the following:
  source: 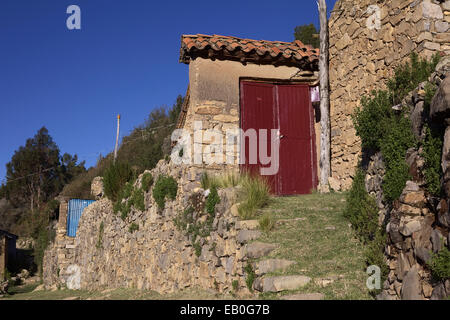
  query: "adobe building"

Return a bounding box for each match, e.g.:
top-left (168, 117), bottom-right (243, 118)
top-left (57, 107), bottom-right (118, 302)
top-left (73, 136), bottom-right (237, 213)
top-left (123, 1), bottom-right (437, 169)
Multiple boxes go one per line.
top-left (177, 34), bottom-right (321, 195)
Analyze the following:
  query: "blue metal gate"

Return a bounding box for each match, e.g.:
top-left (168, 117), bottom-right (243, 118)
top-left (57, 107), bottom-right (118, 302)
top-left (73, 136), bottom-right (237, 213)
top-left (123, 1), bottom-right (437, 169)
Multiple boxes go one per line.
top-left (67, 199), bottom-right (96, 237)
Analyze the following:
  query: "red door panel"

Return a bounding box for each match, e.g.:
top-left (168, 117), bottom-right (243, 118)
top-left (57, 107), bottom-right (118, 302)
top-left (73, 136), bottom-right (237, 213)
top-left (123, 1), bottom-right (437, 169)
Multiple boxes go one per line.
top-left (240, 82), bottom-right (277, 192)
top-left (240, 81), bottom-right (317, 195)
top-left (277, 84), bottom-right (315, 194)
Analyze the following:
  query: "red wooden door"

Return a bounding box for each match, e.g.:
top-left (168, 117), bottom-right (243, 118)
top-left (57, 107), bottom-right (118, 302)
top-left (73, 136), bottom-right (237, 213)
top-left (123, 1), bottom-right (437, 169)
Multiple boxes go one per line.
top-left (239, 82), bottom-right (278, 192)
top-left (240, 81), bottom-right (317, 195)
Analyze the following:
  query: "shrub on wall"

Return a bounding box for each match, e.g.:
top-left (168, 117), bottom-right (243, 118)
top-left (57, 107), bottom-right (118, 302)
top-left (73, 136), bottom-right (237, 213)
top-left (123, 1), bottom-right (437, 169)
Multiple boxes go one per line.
top-left (387, 52), bottom-right (440, 105)
top-left (112, 174), bottom-right (151, 220)
top-left (130, 188), bottom-right (145, 212)
top-left (103, 162), bottom-right (134, 202)
top-left (141, 172), bottom-right (154, 192)
top-left (353, 90), bottom-right (393, 151)
top-left (152, 175), bottom-right (178, 210)
top-left (428, 247), bottom-right (450, 281)
top-left (354, 92), bottom-right (416, 201)
top-left (349, 53), bottom-right (441, 296)
top-left (352, 53), bottom-right (441, 202)
top-left (206, 186), bottom-right (220, 217)
top-left (380, 116), bottom-right (416, 202)
top-left (423, 125), bottom-right (444, 197)
top-left (344, 168), bottom-right (379, 242)
top-left (344, 168), bottom-right (388, 295)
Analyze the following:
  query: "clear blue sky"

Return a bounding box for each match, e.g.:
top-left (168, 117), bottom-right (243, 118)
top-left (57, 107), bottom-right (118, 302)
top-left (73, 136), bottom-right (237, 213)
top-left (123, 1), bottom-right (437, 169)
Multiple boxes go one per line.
top-left (0, 0), bottom-right (337, 183)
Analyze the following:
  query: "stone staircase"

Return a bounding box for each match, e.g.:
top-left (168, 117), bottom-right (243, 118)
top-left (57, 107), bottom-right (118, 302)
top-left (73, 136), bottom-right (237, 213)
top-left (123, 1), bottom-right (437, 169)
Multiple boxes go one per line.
top-left (236, 219), bottom-right (323, 300)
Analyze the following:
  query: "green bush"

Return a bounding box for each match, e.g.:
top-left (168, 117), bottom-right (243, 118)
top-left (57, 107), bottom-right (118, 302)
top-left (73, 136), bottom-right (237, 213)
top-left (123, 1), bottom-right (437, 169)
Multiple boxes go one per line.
top-left (174, 207), bottom-right (195, 232)
top-left (141, 173), bottom-right (154, 192)
top-left (34, 222), bottom-right (55, 279)
top-left (258, 213), bottom-right (275, 233)
top-left (424, 82), bottom-right (438, 114)
top-left (345, 168), bottom-right (388, 296)
top-left (244, 263), bottom-right (256, 292)
top-left (352, 54), bottom-right (435, 202)
top-left (428, 247), bottom-right (450, 281)
top-left (380, 116), bottom-right (416, 202)
top-left (423, 125), bottom-right (444, 196)
top-left (238, 174), bottom-right (271, 219)
top-left (193, 241), bottom-right (202, 257)
top-left (206, 186), bottom-right (220, 217)
top-left (103, 162), bottom-right (134, 202)
top-left (344, 168), bottom-right (380, 242)
top-left (365, 230), bottom-right (389, 295)
top-left (130, 188), bottom-right (145, 212)
top-left (120, 202), bottom-right (132, 221)
top-left (232, 280), bottom-right (239, 292)
top-left (349, 53), bottom-right (441, 296)
top-left (129, 223), bottom-right (139, 233)
top-left (387, 52), bottom-right (440, 105)
top-left (175, 189), bottom-right (219, 259)
top-left (152, 175), bottom-right (178, 209)
top-left (353, 90), bottom-right (393, 150)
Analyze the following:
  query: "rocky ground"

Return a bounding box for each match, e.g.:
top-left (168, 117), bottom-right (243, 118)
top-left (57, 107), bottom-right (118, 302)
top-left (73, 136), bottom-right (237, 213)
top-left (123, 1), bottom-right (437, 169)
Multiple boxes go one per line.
top-left (1, 192), bottom-right (371, 300)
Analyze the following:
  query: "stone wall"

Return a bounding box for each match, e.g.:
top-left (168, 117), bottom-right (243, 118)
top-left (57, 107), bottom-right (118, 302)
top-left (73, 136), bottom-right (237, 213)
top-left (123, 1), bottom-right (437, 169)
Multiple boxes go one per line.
top-left (363, 58), bottom-right (450, 300)
top-left (329, 0), bottom-right (449, 190)
top-left (43, 198), bottom-right (77, 288)
top-left (0, 236), bottom-right (6, 280)
top-left (43, 160), bottom-right (258, 295)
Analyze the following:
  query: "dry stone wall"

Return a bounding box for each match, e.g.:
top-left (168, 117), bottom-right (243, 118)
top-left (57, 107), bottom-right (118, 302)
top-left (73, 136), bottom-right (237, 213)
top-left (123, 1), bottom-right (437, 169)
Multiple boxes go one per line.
top-left (44, 160), bottom-right (257, 295)
top-left (43, 198), bottom-right (78, 288)
top-left (329, 0), bottom-right (449, 190)
top-left (363, 58), bottom-right (450, 300)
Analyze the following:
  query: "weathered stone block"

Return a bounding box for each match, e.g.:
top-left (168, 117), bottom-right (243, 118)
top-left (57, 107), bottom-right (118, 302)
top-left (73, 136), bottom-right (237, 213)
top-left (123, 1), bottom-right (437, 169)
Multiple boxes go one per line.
top-left (254, 275), bottom-right (311, 293)
top-left (422, 2), bottom-right (444, 20)
top-left (401, 265), bottom-right (423, 300)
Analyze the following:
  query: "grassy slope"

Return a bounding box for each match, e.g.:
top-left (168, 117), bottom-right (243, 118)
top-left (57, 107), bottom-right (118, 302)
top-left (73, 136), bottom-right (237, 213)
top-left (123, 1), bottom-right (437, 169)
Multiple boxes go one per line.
top-left (2, 192), bottom-right (370, 300)
top-left (256, 192), bottom-right (371, 300)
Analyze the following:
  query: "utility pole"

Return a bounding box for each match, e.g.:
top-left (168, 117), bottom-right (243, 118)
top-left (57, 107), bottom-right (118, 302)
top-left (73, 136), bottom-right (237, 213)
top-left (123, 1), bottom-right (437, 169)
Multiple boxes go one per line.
top-left (114, 114), bottom-right (121, 163)
top-left (318, 0), bottom-right (331, 192)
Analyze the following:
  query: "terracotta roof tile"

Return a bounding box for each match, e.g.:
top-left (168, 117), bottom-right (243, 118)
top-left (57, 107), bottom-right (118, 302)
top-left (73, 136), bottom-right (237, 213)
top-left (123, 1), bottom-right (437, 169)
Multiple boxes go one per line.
top-left (180, 34), bottom-right (319, 70)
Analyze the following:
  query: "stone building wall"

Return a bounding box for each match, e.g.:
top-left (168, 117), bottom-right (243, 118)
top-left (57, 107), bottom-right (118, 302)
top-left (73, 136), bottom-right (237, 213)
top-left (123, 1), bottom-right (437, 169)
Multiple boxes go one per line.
top-left (329, 0), bottom-right (449, 190)
top-left (183, 58), bottom-right (320, 176)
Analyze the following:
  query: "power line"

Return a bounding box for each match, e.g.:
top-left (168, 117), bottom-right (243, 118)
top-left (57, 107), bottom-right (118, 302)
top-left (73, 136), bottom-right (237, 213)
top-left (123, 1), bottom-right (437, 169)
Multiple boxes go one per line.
top-left (0, 122), bottom-right (178, 186)
top-left (1, 167), bottom-right (57, 184)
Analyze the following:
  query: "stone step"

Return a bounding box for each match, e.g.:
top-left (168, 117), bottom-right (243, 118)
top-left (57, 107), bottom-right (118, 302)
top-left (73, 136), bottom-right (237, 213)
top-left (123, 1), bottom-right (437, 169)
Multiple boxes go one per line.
top-left (276, 218), bottom-right (306, 225)
top-left (235, 220), bottom-right (260, 230)
top-left (245, 242), bottom-right (277, 259)
top-left (254, 259), bottom-right (297, 275)
top-left (253, 275), bottom-right (311, 293)
top-left (237, 230), bottom-right (262, 244)
top-left (314, 275), bottom-right (344, 287)
top-left (281, 293), bottom-right (324, 300)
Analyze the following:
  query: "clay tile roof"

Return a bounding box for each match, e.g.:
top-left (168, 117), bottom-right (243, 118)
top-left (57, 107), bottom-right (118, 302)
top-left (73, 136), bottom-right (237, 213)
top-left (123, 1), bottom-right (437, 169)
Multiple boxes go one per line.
top-left (180, 34), bottom-right (319, 70)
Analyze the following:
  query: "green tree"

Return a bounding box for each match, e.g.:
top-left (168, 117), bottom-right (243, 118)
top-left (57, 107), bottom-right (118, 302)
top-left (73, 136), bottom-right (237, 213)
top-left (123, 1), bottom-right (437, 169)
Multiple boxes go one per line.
top-left (294, 24), bottom-right (320, 48)
top-left (4, 127), bottom-right (85, 212)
